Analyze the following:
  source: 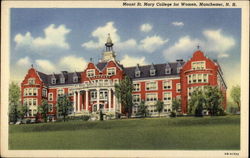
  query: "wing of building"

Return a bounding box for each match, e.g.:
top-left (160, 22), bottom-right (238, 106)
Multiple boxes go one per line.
top-left (20, 34), bottom-right (227, 119)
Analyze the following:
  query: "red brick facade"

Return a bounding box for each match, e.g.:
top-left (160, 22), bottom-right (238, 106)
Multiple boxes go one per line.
top-left (20, 39), bottom-right (227, 118)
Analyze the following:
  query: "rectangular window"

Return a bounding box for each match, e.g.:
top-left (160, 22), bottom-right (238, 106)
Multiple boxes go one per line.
top-left (146, 82), bottom-right (157, 91)
top-left (48, 104), bottom-right (53, 112)
top-left (57, 89), bottom-right (64, 97)
top-left (188, 75), bottom-right (192, 84)
top-left (87, 69), bottom-right (95, 77)
top-left (133, 94), bottom-right (141, 103)
top-left (163, 80), bottom-right (172, 90)
top-left (33, 99), bottom-right (37, 106)
top-left (28, 88), bottom-right (32, 96)
top-left (23, 99), bottom-right (27, 106)
top-left (73, 76), bottom-right (78, 83)
top-left (150, 69), bottom-right (156, 76)
top-left (146, 93), bottom-right (157, 102)
top-left (198, 74), bottom-right (202, 83)
top-left (42, 88), bottom-right (47, 97)
top-left (48, 93), bottom-right (53, 101)
top-left (192, 61), bottom-right (206, 70)
top-left (176, 83), bottom-right (181, 93)
top-left (113, 79), bottom-right (119, 85)
top-left (24, 88), bottom-right (27, 96)
top-left (91, 91), bottom-right (97, 99)
top-left (28, 78), bottom-right (35, 85)
top-left (135, 71), bottom-right (140, 77)
top-left (51, 78), bottom-right (56, 84)
top-left (107, 68), bottom-right (116, 76)
top-left (29, 99), bottom-right (32, 106)
top-left (133, 83), bottom-right (140, 92)
top-left (203, 74), bottom-right (208, 83)
top-left (165, 68), bottom-right (171, 74)
top-left (33, 88), bottom-right (38, 96)
top-left (192, 74), bottom-right (197, 83)
top-left (60, 78), bottom-right (65, 84)
top-left (163, 92), bottom-right (172, 103)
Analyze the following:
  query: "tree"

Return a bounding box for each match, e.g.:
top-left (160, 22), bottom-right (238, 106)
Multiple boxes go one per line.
top-left (230, 85), bottom-right (240, 111)
top-left (57, 95), bottom-right (73, 122)
top-left (203, 86), bottom-right (224, 116)
top-left (137, 101), bottom-right (148, 118)
top-left (39, 99), bottom-right (49, 122)
top-left (188, 88), bottom-right (206, 116)
top-left (172, 98), bottom-right (181, 117)
top-left (155, 100), bottom-right (164, 117)
top-left (17, 104), bottom-right (29, 120)
top-left (9, 82), bottom-right (21, 123)
top-left (115, 76), bottom-right (133, 118)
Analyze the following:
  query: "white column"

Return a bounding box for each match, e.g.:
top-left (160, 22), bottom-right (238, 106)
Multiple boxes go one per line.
top-left (97, 88), bottom-right (100, 111)
top-left (77, 91), bottom-right (80, 112)
top-left (108, 88), bottom-right (111, 111)
top-left (85, 90), bottom-right (89, 111)
top-left (73, 91), bottom-right (76, 113)
top-left (112, 89), bottom-right (116, 112)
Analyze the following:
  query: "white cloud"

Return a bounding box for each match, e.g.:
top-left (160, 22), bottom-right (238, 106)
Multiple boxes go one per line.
top-left (14, 24), bottom-right (71, 50)
top-left (116, 39), bottom-right (137, 50)
top-left (82, 22), bottom-right (120, 49)
top-left (203, 29), bottom-right (235, 58)
top-left (35, 59), bottom-right (56, 73)
top-left (16, 56), bottom-right (32, 67)
top-left (172, 21), bottom-right (184, 27)
top-left (139, 35), bottom-right (168, 53)
top-left (163, 36), bottom-right (201, 60)
top-left (59, 55), bottom-right (87, 71)
top-left (140, 23), bottom-right (153, 32)
top-left (120, 55), bottom-right (148, 67)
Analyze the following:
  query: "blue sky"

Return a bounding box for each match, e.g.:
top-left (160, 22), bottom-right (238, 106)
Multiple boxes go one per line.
top-left (10, 8), bottom-right (241, 96)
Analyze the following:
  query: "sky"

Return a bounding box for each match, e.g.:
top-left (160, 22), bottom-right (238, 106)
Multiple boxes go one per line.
top-left (10, 8), bottom-right (241, 99)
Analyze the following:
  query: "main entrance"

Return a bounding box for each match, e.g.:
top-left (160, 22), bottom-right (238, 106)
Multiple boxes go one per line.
top-left (92, 104), bottom-right (104, 112)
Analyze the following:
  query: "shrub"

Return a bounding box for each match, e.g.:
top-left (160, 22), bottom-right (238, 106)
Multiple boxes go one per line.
top-left (170, 112), bottom-right (176, 117)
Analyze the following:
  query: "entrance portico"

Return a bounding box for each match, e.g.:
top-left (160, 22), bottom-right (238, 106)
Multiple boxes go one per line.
top-left (72, 82), bottom-right (119, 114)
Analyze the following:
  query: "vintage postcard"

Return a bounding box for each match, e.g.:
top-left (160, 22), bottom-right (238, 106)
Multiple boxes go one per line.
top-left (1, 1), bottom-right (249, 157)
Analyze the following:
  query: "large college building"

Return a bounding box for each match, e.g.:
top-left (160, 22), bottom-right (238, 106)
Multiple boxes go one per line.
top-left (21, 35), bottom-right (227, 118)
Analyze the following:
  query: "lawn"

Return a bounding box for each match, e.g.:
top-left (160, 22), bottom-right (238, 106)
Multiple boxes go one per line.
top-left (9, 115), bottom-right (240, 150)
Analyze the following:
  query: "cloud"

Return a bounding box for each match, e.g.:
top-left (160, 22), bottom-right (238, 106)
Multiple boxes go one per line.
top-left (172, 21), bottom-right (184, 27)
top-left (35, 59), bottom-right (56, 73)
top-left (16, 56), bottom-right (32, 67)
top-left (139, 35), bottom-right (168, 53)
top-left (116, 39), bottom-right (137, 50)
top-left (82, 22), bottom-right (120, 49)
top-left (14, 24), bottom-right (71, 50)
top-left (120, 55), bottom-right (148, 67)
top-left (140, 23), bottom-right (153, 32)
top-left (203, 29), bottom-right (235, 58)
top-left (163, 36), bottom-right (201, 60)
top-left (59, 55), bottom-right (87, 71)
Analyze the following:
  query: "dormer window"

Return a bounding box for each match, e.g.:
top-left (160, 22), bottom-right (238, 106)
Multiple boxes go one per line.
top-left (135, 71), bottom-right (141, 77)
top-left (165, 68), bottom-right (171, 74)
top-left (51, 78), bottom-right (56, 84)
top-left (87, 69), bottom-right (95, 77)
top-left (60, 77), bottom-right (65, 84)
top-left (177, 67), bottom-right (181, 73)
top-left (73, 76), bottom-right (78, 83)
top-left (150, 69), bottom-right (156, 76)
top-left (28, 78), bottom-right (35, 85)
top-left (107, 67), bottom-right (116, 76)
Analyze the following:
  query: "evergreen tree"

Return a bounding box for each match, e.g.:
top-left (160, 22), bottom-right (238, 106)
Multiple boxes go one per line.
top-left (172, 98), bottom-right (181, 117)
top-left (57, 95), bottom-right (73, 122)
top-left (115, 76), bottom-right (133, 117)
top-left (39, 99), bottom-right (49, 122)
top-left (9, 82), bottom-right (21, 123)
top-left (155, 100), bottom-right (164, 117)
top-left (137, 101), bottom-right (148, 117)
top-left (230, 85), bottom-right (240, 111)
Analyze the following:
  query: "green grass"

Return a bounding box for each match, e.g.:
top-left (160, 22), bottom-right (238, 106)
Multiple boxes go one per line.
top-left (9, 115), bottom-right (240, 150)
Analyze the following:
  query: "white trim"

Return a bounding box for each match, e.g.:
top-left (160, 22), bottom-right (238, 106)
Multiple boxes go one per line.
top-left (163, 91), bottom-right (172, 104)
top-left (87, 69), bottom-right (95, 77)
top-left (163, 80), bottom-right (172, 90)
top-left (133, 83), bottom-right (140, 92)
top-left (48, 93), bottom-right (53, 101)
top-left (132, 76), bottom-right (180, 82)
top-left (107, 67), bottom-right (116, 76)
top-left (132, 94), bottom-right (141, 103)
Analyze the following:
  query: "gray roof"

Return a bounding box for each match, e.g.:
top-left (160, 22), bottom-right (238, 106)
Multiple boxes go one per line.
top-left (37, 71), bottom-right (82, 86)
top-left (124, 61), bottom-right (185, 79)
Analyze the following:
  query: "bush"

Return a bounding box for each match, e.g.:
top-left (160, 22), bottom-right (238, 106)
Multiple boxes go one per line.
top-left (82, 115), bottom-right (90, 121)
top-left (170, 112), bottom-right (176, 117)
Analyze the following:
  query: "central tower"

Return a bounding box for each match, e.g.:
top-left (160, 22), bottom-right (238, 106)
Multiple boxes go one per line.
top-left (101, 34), bottom-right (116, 62)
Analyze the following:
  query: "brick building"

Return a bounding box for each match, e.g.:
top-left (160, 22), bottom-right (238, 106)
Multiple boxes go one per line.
top-left (21, 35), bottom-right (227, 119)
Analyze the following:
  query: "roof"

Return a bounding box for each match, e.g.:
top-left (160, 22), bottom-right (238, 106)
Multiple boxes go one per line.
top-left (124, 61), bottom-right (185, 79)
top-left (37, 71), bottom-right (82, 86)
